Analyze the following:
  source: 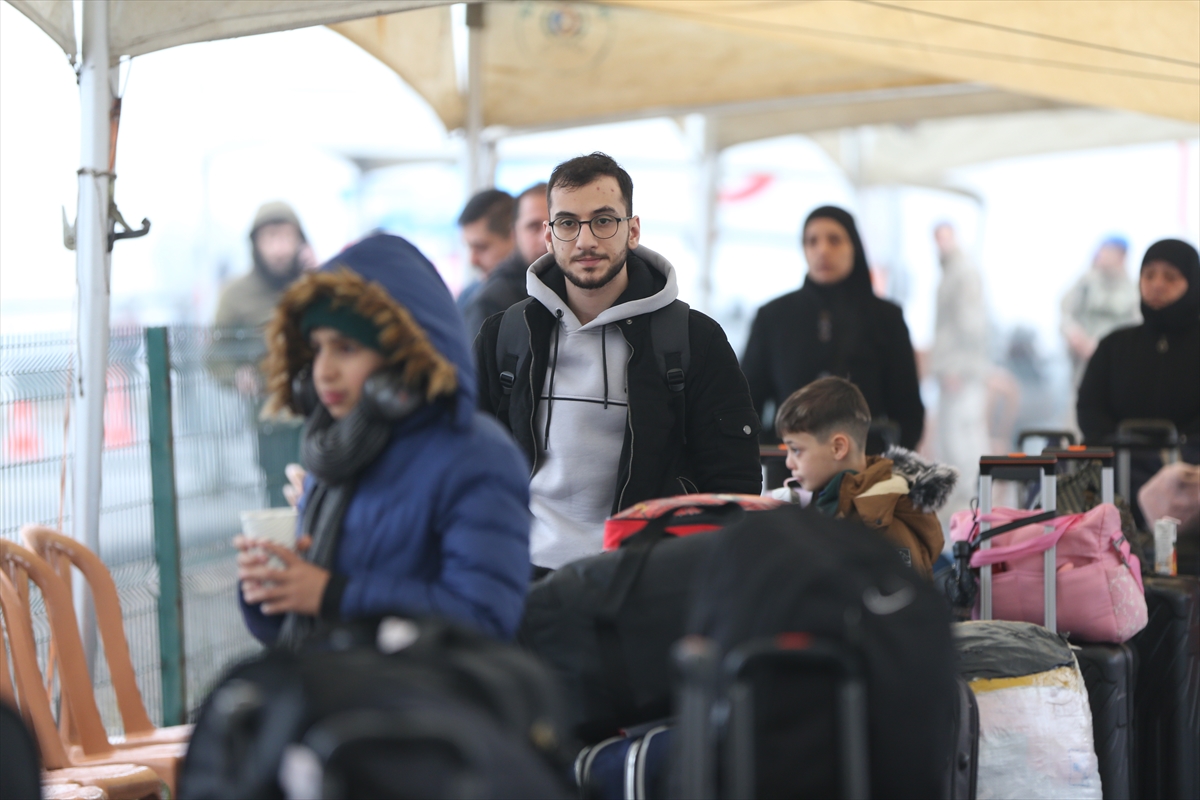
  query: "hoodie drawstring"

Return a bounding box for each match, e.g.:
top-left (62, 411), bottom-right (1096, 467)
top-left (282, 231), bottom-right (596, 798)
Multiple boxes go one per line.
top-left (601, 323), bottom-right (609, 410)
top-left (543, 309), bottom-right (564, 447)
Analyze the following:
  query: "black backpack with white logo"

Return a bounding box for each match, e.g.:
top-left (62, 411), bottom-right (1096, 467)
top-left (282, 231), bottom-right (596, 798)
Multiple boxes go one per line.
top-left (683, 506), bottom-right (957, 799)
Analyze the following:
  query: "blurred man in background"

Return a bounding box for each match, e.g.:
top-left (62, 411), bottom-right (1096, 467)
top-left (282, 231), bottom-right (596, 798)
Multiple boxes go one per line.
top-left (462, 183), bottom-right (548, 337)
top-left (1060, 236), bottom-right (1140, 429)
top-left (211, 200), bottom-right (314, 506)
top-left (929, 222), bottom-right (989, 529)
top-left (214, 201), bottom-right (315, 329)
top-left (456, 189), bottom-right (515, 314)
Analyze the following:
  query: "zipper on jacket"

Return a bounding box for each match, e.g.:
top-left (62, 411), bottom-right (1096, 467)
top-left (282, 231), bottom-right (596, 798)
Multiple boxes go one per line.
top-left (525, 308), bottom-right (539, 478)
top-left (615, 325), bottom-right (636, 511)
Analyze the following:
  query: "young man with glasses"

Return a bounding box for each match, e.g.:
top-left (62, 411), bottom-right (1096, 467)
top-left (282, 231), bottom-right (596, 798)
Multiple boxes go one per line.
top-left (475, 152), bottom-right (761, 575)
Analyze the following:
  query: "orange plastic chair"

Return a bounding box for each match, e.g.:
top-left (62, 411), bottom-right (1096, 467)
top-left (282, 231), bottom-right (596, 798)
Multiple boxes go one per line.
top-left (43, 784), bottom-right (109, 800)
top-left (0, 540), bottom-right (182, 796)
top-left (1, 570), bottom-right (162, 800)
top-left (21, 526), bottom-right (192, 748)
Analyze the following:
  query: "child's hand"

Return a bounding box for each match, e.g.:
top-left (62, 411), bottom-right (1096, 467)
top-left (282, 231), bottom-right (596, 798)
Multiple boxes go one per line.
top-left (237, 540), bottom-right (329, 616)
top-left (283, 464), bottom-right (307, 508)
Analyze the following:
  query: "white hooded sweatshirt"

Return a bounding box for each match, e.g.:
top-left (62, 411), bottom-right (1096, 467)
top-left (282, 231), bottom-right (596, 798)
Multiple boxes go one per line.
top-left (526, 247), bottom-right (679, 568)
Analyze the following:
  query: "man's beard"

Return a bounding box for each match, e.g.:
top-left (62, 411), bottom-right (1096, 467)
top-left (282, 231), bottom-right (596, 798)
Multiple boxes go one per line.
top-left (560, 244), bottom-right (628, 290)
top-left (253, 249), bottom-right (303, 291)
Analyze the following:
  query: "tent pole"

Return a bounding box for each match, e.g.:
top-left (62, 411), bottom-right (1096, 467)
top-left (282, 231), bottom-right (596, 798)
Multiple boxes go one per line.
top-left (694, 115), bottom-right (719, 314)
top-left (74, 0), bottom-right (113, 677)
top-left (464, 3), bottom-right (485, 193)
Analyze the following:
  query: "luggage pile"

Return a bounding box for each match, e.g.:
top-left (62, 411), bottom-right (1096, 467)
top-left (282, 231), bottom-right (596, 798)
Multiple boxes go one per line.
top-left (173, 471), bottom-right (1196, 800)
top-left (944, 448), bottom-right (1198, 800)
top-left (526, 495), bottom-right (959, 799)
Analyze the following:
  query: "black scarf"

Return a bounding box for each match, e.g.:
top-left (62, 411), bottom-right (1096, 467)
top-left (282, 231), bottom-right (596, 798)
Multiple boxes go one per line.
top-left (1140, 238), bottom-right (1200, 334)
top-left (276, 404), bottom-right (393, 650)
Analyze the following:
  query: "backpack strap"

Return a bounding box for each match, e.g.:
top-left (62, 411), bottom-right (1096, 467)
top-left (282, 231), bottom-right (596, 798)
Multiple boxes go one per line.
top-left (650, 299), bottom-right (690, 444)
top-left (649, 299), bottom-right (690, 394)
top-left (495, 299), bottom-right (535, 396)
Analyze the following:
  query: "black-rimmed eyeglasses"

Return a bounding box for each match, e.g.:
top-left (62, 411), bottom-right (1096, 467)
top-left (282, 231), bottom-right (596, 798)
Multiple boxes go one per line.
top-left (548, 215), bottom-right (632, 241)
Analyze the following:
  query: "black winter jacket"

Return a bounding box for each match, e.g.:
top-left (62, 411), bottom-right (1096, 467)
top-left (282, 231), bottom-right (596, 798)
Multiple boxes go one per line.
top-left (741, 285), bottom-right (925, 448)
top-left (462, 249), bottom-right (530, 339)
top-left (475, 256), bottom-right (762, 513)
top-left (1077, 319), bottom-right (1200, 444)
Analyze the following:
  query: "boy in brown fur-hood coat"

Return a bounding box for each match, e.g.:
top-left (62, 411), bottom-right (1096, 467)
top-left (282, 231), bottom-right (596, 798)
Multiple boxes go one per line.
top-left (774, 377), bottom-right (955, 578)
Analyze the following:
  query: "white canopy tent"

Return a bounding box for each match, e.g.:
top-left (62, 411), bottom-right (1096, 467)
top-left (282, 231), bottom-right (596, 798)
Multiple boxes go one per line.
top-left (6, 0), bottom-right (1197, 663)
top-left (333, 1), bottom-right (1195, 302)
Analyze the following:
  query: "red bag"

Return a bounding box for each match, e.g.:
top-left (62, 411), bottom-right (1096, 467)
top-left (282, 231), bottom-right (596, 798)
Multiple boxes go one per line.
top-left (603, 494), bottom-right (783, 551)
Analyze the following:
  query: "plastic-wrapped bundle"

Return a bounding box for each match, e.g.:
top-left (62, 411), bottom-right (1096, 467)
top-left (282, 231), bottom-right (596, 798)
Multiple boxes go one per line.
top-left (956, 621), bottom-right (1102, 800)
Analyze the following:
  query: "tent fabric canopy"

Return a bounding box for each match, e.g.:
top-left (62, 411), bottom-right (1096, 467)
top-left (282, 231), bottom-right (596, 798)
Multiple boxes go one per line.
top-left (5, 0), bottom-right (447, 61)
top-left (7, 0), bottom-right (75, 57)
top-left (332, 2), bottom-right (962, 133)
top-left (810, 106), bottom-right (1200, 188)
top-left (608, 0), bottom-right (1200, 124)
top-left (11, 1), bottom-right (1197, 131)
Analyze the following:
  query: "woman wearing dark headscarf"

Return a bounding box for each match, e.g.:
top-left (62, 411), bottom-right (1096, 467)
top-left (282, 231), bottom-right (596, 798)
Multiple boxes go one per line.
top-left (1077, 238), bottom-right (1200, 450)
top-left (741, 206), bottom-right (925, 450)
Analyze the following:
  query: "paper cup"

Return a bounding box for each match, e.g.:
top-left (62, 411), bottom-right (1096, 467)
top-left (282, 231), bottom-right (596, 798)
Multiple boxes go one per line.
top-left (240, 508), bottom-right (298, 569)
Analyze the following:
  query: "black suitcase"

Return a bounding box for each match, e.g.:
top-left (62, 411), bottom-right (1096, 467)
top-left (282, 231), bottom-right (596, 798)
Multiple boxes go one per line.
top-left (1132, 575), bottom-right (1200, 800)
top-left (946, 676), bottom-right (979, 800)
top-left (674, 634), bottom-right (871, 800)
top-left (678, 506), bottom-right (957, 799)
top-left (1073, 642), bottom-right (1138, 800)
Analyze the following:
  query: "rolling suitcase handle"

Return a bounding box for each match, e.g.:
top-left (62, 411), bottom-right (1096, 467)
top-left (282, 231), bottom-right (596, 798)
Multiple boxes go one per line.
top-left (978, 455), bottom-right (1058, 631)
top-left (672, 636), bottom-right (719, 800)
top-left (1017, 429), bottom-right (1077, 451)
top-left (1114, 419), bottom-right (1181, 504)
top-left (721, 635), bottom-right (870, 800)
top-left (1043, 446), bottom-right (1115, 505)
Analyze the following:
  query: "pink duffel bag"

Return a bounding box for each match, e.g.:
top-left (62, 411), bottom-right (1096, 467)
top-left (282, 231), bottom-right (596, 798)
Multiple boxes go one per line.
top-left (950, 503), bottom-right (1148, 642)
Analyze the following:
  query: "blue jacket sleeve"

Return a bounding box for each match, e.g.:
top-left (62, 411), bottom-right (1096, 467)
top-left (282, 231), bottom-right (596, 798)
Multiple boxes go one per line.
top-left (337, 422), bottom-right (532, 640)
top-left (239, 590), bottom-right (284, 645)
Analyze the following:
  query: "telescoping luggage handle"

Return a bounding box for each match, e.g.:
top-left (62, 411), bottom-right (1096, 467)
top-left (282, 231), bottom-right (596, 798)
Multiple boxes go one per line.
top-left (726, 635), bottom-right (870, 800)
top-left (978, 455), bottom-right (1058, 631)
top-left (672, 634), bottom-right (870, 800)
top-left (1113, 419), bottom-right (1180, 504)
top-left (1042, 445), bottom-right (1115, 505)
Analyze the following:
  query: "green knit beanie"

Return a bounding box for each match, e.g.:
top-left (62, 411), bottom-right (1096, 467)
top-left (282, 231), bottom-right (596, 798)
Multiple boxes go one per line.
top-left (298, 295), bottom-right (382, 352)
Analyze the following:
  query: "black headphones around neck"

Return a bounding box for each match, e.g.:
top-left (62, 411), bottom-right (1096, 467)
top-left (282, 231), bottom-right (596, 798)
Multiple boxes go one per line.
top-left (291, 366), bottom-right (423, 422)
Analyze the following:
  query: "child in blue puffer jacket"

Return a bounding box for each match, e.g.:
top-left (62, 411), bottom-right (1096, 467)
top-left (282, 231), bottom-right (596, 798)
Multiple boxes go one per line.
top-left (235, 234), bottom-right (532, 647)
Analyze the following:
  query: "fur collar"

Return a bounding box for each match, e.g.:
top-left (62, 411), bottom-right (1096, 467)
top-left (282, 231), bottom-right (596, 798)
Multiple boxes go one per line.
top-left (260, 267), bottom-right (457, 417)
top-left (884, 446), bottom-right (958, 513)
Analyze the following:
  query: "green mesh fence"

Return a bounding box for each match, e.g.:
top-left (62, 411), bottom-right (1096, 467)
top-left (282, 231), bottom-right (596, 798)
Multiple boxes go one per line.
top-left (0, 327), bottom-right (287, 733)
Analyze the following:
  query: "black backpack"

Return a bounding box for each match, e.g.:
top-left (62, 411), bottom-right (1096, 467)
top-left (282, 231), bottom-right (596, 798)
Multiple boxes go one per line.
top-left (684, 506), bottom-right (958, 799)
top-left (495, 297), bottom-right (690, 396)
top-left (180, 617), bottom-right (573, 800)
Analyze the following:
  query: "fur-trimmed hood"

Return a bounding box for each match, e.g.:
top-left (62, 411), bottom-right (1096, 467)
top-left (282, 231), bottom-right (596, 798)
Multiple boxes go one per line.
top-left (883, 445), bottom-right (958, 513)
top-left (262, 234), bottom-right (475, 428)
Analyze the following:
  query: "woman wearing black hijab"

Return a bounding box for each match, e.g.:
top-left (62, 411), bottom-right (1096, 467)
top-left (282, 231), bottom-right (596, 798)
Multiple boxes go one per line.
top-left (1077, 238), bottom-right (1200, 448)
top-left (741, 205), bottom-right (925, 450)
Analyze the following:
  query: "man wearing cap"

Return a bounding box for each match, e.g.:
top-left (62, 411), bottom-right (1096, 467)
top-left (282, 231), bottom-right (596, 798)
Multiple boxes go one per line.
top-left (211, 201), bottom-right (315, 506)
top-left (1061, 237), bottom-right (1140, 391)
top-left (215, 201), bottom-right (316, 330)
